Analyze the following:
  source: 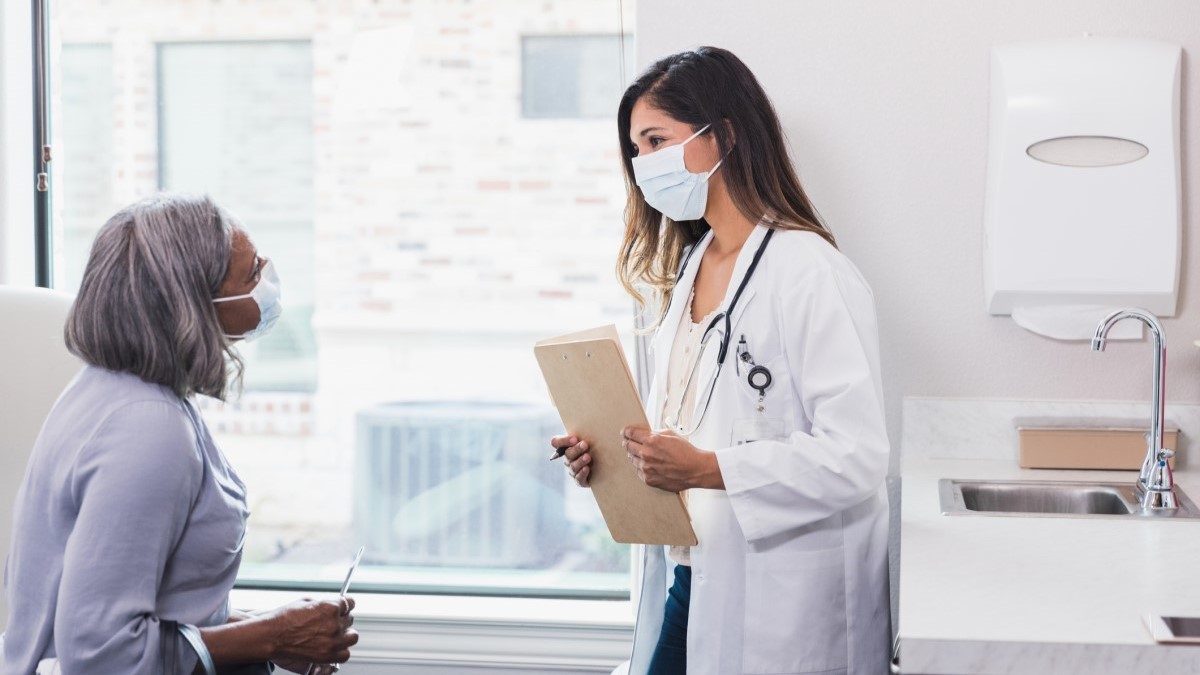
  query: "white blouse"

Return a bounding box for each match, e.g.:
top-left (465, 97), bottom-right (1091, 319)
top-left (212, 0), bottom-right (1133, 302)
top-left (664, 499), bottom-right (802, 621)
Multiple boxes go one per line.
top-left (660, 289), bottom-right (718, 566)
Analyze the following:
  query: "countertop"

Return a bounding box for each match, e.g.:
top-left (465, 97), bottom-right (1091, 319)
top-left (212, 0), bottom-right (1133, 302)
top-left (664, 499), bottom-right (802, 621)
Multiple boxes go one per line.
top-left (898, 457), bottom-right (1200, 674)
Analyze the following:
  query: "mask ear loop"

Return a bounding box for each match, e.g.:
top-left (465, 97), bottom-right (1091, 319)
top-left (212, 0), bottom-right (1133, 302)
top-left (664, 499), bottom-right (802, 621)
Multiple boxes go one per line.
top-left (694, 124), bottom-right (731, 178)
top-left (682, 123), bottom-right (712, 145)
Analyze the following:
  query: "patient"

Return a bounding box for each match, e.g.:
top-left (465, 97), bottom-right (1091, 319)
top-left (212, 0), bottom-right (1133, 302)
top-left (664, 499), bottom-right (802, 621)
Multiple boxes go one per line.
top-left (1, 194), bottom-right (357, 674)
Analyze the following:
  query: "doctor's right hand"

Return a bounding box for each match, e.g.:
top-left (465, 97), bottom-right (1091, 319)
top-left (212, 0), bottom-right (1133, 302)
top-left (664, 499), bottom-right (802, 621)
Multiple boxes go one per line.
top-left (551, 434), bottom-right (592, 487)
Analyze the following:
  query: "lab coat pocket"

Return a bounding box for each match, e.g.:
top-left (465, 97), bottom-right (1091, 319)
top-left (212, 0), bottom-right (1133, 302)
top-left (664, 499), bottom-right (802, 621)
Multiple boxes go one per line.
top-left (730, 354), bottom-right (792, 447)
top-left (742, 547), bottom-right (848, 674)
top-left (733, 353), bottom-right (789, 410)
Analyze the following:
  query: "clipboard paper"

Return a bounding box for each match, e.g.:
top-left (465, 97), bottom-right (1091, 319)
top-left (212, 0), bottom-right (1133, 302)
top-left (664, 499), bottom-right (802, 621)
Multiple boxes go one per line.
top-left (535, 327), bottom-right (697, 547)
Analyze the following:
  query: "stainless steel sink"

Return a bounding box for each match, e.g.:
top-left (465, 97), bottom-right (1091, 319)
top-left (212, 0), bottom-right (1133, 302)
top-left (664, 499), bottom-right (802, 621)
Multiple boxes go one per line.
top-left (939, 479), bottom-right (1200, 519)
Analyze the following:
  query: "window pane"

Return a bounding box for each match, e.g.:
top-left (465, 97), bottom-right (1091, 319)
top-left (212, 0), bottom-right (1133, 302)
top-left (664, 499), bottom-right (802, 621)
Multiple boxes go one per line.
top-left (52, 0), bottom-right (636, 600)
top-left (58, 43), bottom-right (113, 287)
top-left (158, 41), bottom-right (317, 392)
top-left (523, 35), bottom-right (633, 118)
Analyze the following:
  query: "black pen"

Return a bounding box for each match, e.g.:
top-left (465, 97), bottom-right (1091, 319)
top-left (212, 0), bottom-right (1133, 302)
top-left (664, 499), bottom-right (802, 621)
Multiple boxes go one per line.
top-left (549, 444), bottom-right (571, 461)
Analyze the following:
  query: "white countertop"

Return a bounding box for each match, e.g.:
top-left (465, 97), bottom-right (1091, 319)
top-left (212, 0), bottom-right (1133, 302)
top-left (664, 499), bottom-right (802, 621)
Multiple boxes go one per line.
top-left (898, 457), bottom-right (1200, 674)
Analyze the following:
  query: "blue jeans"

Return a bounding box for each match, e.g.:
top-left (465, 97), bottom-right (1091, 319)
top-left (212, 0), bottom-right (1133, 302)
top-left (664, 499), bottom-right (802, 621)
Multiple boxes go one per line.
top-left (647, 564), bottom-right (690, 675)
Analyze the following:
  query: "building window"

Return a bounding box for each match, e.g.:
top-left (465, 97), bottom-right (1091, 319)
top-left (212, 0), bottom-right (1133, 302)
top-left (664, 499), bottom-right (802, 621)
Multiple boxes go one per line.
top-left (57, 43), bottom-right (113, 289)
top-left (158, 40), bottom-right (317, 393)
top-left (52, 0), bottom-right (636, 601)
top-left (522, 35), bottom-right (632, 119)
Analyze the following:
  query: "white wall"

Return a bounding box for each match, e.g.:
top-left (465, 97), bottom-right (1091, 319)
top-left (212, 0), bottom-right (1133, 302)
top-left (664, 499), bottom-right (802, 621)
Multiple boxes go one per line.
top-left (635, 0), bottom-right (1200, 449)
top-left (0, 0), bottom-right (35, 287)
top-left (0, 0), bottom-right (35, 633)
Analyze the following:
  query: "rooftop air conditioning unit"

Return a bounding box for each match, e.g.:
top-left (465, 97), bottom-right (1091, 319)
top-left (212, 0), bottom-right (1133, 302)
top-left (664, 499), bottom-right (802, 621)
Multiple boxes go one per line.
top-left (354, 402), bottom-right (568, 569)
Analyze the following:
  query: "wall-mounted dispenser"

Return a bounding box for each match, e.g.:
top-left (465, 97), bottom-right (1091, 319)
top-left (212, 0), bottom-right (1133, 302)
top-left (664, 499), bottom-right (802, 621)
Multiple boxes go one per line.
top-left (983, 37), bottom-right (1181, 340)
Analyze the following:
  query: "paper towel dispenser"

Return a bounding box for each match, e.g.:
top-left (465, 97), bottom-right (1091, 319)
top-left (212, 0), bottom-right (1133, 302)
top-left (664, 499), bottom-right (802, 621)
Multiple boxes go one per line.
top-left (983, 37), bottom-right (1182, 331)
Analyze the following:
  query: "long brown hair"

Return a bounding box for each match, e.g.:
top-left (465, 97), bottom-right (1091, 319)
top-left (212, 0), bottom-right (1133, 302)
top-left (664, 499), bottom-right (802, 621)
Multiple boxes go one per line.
top-left (616, 46), bottom-right (835, 326)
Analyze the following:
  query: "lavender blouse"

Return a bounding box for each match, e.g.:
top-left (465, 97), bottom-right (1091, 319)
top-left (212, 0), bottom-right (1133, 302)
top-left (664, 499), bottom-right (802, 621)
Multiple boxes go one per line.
top-left (2, 366), bottom-right (249, 674)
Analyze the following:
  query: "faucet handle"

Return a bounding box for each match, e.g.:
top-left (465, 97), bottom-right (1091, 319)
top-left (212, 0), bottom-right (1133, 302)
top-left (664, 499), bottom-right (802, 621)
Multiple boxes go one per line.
top-left (1141, 450), bottom-right (1178, 509)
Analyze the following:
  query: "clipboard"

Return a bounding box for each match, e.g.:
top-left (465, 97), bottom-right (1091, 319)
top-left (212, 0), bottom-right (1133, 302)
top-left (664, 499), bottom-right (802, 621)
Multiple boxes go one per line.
top-left (535, 325), bottom-right (697, 547)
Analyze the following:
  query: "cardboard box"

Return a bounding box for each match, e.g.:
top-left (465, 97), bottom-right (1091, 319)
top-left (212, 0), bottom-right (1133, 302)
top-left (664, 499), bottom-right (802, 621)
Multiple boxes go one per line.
top-left (1018, 425), bottom-right (1179, 470)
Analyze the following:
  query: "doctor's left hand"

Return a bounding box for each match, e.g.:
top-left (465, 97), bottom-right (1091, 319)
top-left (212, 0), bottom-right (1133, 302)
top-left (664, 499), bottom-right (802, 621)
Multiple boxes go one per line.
top-left (622, 427), bottom-right (724, 492)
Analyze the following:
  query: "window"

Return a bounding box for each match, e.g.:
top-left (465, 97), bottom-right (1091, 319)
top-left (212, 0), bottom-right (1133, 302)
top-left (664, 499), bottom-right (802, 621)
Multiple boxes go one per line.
top-left (522, 35), bottom-right (633, 119)
top-left (51, 0), bottom-right (636, 600)
top-left (157, 41), bottom-right (317, 392)
top-left (58, 43), bottom-right (113, 288)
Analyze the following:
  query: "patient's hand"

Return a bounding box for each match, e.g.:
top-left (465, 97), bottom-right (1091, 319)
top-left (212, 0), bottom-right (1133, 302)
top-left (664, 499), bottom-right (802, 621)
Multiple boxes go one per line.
top-left (266, 596), bottom-right (358, 665)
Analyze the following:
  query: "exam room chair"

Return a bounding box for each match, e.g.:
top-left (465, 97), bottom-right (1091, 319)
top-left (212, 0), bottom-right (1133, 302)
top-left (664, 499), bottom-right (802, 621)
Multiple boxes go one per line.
top-left (0, 286), bottom-right (82, 634)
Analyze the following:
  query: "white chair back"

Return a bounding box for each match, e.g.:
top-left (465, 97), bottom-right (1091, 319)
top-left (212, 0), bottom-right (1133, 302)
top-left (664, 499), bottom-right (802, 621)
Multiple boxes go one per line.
top-left (0, 286), bottom-right (81, 633)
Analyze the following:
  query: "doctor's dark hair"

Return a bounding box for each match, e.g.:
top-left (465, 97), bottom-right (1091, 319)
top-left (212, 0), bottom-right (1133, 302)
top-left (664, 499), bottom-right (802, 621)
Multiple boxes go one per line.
top-left (616, 46), bottom-right (835, 326)
top-left (65, 193), bottom-right (244, 400)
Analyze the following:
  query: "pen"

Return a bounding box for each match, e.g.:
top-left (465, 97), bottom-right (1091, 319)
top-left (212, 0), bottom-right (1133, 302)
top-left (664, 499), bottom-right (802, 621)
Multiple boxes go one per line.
top-left (339, 545), bottom-right (365, 597)
top-left (549, 444), bottom-right (570, 461)
top-left (305, 545), bottom-right (365, 675)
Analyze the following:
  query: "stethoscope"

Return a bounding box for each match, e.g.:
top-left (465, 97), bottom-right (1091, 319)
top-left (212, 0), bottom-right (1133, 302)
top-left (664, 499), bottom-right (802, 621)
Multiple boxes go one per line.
top-left (665, 228), bottom-right (775, 436)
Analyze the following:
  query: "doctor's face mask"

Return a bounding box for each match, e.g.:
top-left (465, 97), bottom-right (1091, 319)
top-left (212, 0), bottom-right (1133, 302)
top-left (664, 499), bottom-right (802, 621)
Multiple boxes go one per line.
top-left (631, 124), bottom-right (724, 222)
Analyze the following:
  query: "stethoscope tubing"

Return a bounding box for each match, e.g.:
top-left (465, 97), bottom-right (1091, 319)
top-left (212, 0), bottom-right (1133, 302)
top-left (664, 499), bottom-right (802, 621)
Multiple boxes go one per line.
top-left (666, 228), bottom-right (775, 435)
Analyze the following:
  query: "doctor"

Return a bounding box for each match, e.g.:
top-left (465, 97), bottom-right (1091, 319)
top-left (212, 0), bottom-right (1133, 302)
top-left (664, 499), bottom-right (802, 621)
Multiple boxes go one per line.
top-left (552, 47), bottom-right (891, 674)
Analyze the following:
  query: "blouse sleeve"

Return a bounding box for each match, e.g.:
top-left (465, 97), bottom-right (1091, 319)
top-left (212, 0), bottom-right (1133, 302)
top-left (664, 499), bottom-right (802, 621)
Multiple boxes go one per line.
top-left (54, 400), bottom-right (206, 674)
top-left (715, 263), bottom-right (890, 543)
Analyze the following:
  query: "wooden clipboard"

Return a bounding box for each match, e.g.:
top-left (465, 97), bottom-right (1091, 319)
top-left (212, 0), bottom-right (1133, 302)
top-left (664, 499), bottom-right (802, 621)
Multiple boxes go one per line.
top-left (535, 325), bottom-right (696, 546)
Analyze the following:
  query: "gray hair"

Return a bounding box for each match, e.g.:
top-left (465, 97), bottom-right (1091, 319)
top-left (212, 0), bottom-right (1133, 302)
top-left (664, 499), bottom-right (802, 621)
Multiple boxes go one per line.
top-left (65, 193), bottom-right (244, 400)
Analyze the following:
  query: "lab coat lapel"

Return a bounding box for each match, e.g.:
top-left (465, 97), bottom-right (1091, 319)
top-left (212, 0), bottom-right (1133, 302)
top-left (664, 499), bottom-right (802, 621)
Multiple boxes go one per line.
top-left (650, 231), bottom-right (714, 424)
top-left (684, 223), bottom-right (770, 431)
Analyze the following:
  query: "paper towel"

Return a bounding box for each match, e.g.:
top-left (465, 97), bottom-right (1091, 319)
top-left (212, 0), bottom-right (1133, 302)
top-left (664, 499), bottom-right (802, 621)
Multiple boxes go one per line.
top-left (1011, 304), bottom-right (1143, 341)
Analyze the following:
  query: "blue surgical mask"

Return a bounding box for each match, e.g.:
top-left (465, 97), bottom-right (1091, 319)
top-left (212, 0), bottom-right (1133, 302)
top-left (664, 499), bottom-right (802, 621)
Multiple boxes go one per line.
top-left (631, 124), bottom-right (724, 221)
top-left (213, 260), bottom-right (283, 342)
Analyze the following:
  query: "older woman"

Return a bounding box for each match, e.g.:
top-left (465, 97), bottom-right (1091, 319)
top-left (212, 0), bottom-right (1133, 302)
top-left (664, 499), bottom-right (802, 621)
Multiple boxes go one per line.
top-left (1, 194), bottom-right (357, 674)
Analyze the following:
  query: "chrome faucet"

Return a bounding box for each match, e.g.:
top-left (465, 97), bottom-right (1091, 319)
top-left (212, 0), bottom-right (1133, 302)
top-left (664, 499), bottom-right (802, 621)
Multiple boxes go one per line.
top-left (1091, 308), bottom-right (1177, 510)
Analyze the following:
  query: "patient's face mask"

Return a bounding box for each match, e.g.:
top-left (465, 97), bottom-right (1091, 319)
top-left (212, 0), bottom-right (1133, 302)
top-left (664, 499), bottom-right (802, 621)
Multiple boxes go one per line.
top-left (631, 124), bottom-right (723, 222)
top-left (213, 260), bottom-right (283, 342)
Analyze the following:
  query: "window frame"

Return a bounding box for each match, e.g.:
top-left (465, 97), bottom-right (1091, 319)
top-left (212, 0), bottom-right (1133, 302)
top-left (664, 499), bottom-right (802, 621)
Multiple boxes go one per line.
top-left (231, 587), bottom-right (634, 670)
top-left (17, 3), bottom-right (648, 654)
top-left (0, 0), bottom-right (36, 286)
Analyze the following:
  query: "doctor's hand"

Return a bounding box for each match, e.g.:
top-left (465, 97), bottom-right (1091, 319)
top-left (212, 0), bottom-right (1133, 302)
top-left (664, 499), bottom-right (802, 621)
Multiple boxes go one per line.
top-left (551, 434), bottom-right (592, 487)
top-left (622, 427), bottom-right (725, 492)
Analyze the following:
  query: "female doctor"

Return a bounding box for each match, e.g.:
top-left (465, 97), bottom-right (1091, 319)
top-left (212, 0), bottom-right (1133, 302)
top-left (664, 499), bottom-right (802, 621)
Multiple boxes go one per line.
top-left (551, 47), bottom-right (891, 675)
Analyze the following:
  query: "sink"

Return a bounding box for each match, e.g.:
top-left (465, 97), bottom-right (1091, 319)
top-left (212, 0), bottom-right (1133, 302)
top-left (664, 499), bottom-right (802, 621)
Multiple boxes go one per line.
top-left (959, 481), bottom-right (1132, 515)
top-left (1147, 614), bottom-right (1200, 643)
top-left (939, 479), bottom-right (1200, 519)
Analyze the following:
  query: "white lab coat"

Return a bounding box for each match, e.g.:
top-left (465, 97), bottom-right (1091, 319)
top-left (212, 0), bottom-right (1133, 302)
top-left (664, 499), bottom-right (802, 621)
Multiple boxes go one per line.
top-left (623, 223), bottom-right (891, 675)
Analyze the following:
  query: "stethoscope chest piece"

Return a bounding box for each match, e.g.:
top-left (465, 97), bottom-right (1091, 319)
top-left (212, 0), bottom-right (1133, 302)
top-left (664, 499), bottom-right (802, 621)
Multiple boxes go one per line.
top-left (738, 334), bottom-right (773, 398)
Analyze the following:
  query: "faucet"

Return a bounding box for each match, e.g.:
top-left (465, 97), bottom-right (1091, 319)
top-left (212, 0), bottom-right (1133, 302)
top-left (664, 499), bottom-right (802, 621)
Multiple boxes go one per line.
top-left (1091, 308), bottom-right (1177, 510)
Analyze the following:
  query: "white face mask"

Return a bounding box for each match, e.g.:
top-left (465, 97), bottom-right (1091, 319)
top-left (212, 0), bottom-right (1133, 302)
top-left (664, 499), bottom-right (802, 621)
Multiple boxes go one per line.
top-left (631, 124), bottom-right (724, 222)
top-left (213, 260), bottom-right (283, 342)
